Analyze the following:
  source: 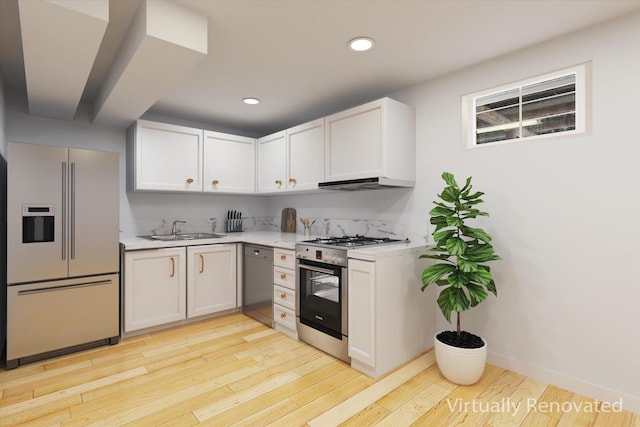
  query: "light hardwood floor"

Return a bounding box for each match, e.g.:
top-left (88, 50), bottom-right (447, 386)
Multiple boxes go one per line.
top-left (0, 313), bottom-right (637, 426)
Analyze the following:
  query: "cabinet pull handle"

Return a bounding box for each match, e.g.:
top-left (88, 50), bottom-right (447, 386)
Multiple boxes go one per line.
top-left (170, 257), bottom-right (175, 277)
top-left (212, 179), bottom-right (219, 185)
top-left (280, 293), bottom-right (286, 299)
top-left (186, 178), bottom-right (194, 184)
top-left (289, 178), bottom-right (296, 184)
top-left (280, 255), bottom-right (286, 260)
top-left (275, 179), bottom-right (282, 186)
top-left (199, 254), bottom-right (204, 273)
top-left (280, 273), bottom-right (286, 280)
top-left (280, 312), bottom-right (286, 319)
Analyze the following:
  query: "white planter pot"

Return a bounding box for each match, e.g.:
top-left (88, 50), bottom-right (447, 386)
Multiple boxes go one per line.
top-left (434, 332), bottom-right (487, 385)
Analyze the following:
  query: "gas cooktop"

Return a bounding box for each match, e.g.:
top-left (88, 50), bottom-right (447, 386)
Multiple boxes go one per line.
top-left (301, 235), bottom-right (409, 248)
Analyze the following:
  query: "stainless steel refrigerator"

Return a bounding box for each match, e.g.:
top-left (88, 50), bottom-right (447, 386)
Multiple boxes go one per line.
top-left (6, 142), bottom-right (120, 368)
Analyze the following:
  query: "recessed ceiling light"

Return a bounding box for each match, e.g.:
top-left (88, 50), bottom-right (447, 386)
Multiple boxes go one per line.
top-left (243, 97), bottom-right (260, 105)
top-left (349, 37), bottom-right (374, 52)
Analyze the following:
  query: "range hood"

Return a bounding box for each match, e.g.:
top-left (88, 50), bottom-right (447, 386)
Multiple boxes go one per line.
top-left (318, 177), bottom-right (415, 191)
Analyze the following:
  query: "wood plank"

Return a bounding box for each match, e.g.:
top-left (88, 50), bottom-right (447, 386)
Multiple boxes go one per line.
top-left (1, 314), bottom-right (637, 427)
top-left (307, 351), bottom-right (435, 426)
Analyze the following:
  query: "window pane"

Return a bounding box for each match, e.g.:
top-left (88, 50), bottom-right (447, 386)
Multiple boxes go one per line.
top-left (523, 113), bottom-right (576, 136)
top-left (476, 128), bottom-right (519, 145)
top-left (476, 88), bottom-right (520, 142)
top-left (522, 93), bottom-right (575, 120)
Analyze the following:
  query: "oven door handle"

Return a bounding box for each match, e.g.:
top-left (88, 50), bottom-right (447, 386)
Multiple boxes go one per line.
top-left (298, 263), bottom-right (337, 276)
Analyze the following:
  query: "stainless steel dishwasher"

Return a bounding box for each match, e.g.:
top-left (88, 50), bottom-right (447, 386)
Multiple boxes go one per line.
top-left (243, 244), bottom-right (274, 327)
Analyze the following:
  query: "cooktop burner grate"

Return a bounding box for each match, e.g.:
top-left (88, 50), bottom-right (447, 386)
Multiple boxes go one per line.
top-left (303, 235), bottom-right (407, 248)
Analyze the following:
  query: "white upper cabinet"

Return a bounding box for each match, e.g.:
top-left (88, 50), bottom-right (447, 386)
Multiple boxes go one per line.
top-left (287, 118), bottom-right (324, 192)
top-left (324, 97), bottom-right (415, 183)
top-left (257, 130), bottom-right (287, 193)
top-left (127, 120), bottom-right (203, 192)
top-left (258, 119), bottom-right (325, 194)
top-left (203, 131), bottom-right (256, 194)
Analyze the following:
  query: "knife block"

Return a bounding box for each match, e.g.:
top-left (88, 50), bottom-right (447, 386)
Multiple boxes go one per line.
top-left (226, 219), bottom-right (243, 232)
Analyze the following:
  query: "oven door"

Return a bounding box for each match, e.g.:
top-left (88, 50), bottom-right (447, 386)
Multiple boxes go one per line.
top-left (297, 259), bottom-right (347, 339)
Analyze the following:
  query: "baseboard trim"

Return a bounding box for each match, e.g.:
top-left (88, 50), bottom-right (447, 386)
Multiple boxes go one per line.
top-left (488, 352), bottom-right (639, 415)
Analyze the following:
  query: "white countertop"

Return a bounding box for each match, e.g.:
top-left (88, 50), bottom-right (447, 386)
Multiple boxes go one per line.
top-left (120, 230), bottom-right (302, 250)
top-left (120, 230), bottom-right (431, 258)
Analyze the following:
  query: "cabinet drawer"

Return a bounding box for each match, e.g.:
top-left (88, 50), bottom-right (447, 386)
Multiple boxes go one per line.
top-left (274, 284), bottom-right (295, 311)
top-left (274, 266), bottom-right (295, 290)
top-left (274, 248), bottom-right (295, 269)
top-left (273, 303), bottom-right (296, 330)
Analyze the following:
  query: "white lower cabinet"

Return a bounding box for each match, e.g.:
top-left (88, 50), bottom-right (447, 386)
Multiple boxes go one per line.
top-left (272, 248), bottom-right (297, 338)
top-left (124, 244), bottom-right (239, 334)
top-left (124, 247), bottom-right (187, 332)
top-left (187, 244), bottom-right (237, 318)
top-left (347, 259), bottom-right (376, 367)
top-left (348, 249), bottom-right (436, 378)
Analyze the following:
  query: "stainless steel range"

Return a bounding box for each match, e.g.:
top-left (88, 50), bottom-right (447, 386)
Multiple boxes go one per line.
top-left (295, 235), bottom-right (408, 362)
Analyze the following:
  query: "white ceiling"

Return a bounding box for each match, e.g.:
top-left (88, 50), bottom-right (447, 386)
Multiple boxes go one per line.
top-left (1, 0), bottom-right (639, 136)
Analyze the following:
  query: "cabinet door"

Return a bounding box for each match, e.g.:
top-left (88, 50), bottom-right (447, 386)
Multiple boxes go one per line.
top-left (287, 119), bottom-right (324, 191)
top-left (187, 244), bottom-right (237, 318)
top-left (257, 131), bottom-right (287, 193)
top-left (133, 120), bottom-right (203, 192)
top-left (203, 131), bottom-right (256, 194)
top-left (348, 259), bottom-right (376, 367)
top-left (325, 100), bottom-right (383, 181)
top-left (124, 248), bottom-right (186, 332)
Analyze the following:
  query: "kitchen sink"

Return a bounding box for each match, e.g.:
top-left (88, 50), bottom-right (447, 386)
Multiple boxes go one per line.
top-left (141, 233), bottom-right (225, 241)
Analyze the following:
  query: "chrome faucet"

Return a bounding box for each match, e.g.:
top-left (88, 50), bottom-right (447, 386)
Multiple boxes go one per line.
top-left (171, 220), bottom-right (186, 235)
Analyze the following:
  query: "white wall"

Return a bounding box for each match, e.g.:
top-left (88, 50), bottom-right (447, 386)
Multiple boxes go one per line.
top-left (387, 11), bottom-right (639, 411)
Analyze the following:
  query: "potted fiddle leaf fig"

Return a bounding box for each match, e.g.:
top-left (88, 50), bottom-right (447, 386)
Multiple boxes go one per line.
top-left (420, 172), bottom-right (500, 385)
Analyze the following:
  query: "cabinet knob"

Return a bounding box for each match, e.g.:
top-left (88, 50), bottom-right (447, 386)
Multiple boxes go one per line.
top-left (280, 293), bottom-right (286, 299)
top-left (212, 179), bottom-right (219, 185)
top-left (275, 179), bottom-right (282, 186)
top-left (280, 273), bottom-right (286, 280)
top-left (280, 255), bottom-right (286, 260)
top-left (289, 178), bottom-right (296, 185)
top-left (280, 312), bottom-right (286, 319)
top-left (186, 178), bottom-right (194, 184)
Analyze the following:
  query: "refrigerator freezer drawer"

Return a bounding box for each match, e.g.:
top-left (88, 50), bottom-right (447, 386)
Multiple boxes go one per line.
top-left (6, 274), bottom-right (120, 364)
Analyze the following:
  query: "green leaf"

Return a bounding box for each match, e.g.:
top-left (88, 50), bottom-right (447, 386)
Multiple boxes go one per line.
top-left (419, 253), bottom-right (451, 261)
top-left (442, 172), bottom-right (457, 188)
top-left (464, 191), bottom-right (485, 200)
top-left (460, 176), bottom-right (473, 193)
top-left (437, 288), bottom-right (455, 323)
top-left (466, 283), bottom-right (488, 306)
top-left (445, 237), bottom-right (467, 255)
top-left (433, 229), bottom-right (455, 246)
top-left (486, 279), bottom-right (497, 296)
top-left (447, 269), bottom-right (469, 288)
top-left (457, 257), bottom-right (479, 272)
top-left (430, 215), bottom-right (447, 226)
top-left (449, 286), bottom-right (471, 312)
top-left (461, 226), bottom-right (492, 242)
top-left (440, 186), bottom-right (459, 203)
top-left (445, 216), bottom-right (464, 227)
top-left (464, 243), bottom-right (496, 260)
top-left (429, 206), bottom-right (455, 217)
top-left (422, 263), bottom-right (456, 285)
top-left (468, 268), bottom-right (492, 285)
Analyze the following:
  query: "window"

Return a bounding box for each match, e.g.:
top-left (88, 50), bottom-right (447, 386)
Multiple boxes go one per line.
top-left (463, 63), bottom-right (590, 149)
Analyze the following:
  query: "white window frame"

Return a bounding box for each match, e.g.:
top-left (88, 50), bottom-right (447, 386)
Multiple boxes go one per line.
top-left (462, 62), bottom-right (591, 150)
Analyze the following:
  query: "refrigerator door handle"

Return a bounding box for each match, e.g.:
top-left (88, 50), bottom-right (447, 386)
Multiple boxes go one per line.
top-left (70, 162), bottom-right (76, 259)
top-left (62, 161), bottom-right (67, 260)
top-left (17, 279), bottom-right (113, 296)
